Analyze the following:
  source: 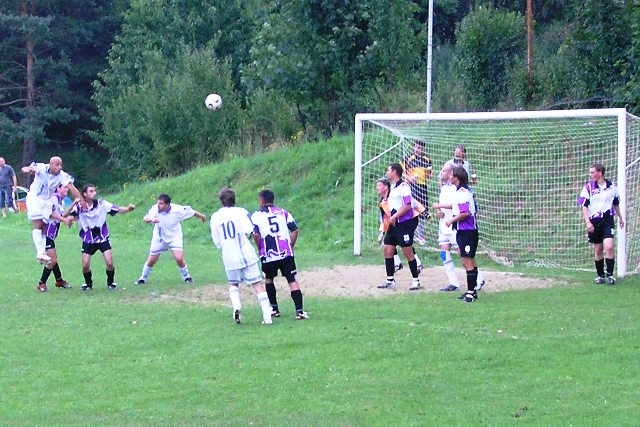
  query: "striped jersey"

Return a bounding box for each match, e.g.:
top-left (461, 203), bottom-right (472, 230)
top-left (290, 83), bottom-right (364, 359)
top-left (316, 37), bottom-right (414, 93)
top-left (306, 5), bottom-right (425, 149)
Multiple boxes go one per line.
top-left (43, 194), bottom-right (65, 239)
top-left (70, 199), bottom-right (120, 244)
top-left (452, 185), bottom-right (477, 231)
top-left (251, 205), bottom-right (298, 263)
top-left (577, 180), bottom-right (620, 220)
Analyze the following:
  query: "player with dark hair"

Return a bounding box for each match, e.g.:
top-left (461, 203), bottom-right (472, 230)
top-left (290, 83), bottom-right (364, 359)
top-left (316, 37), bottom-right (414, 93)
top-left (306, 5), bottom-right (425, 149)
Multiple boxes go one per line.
top-left (577, 163), bottom-right (625, 285)
top-left (446, 167), bottom-right (482, 302)
top-left (134, 193), bottom-right (207, 285)
top-left (378, 163), bottom-right (422, 290)
top-left (402, 139), bottom-right (432, 245)
top-left (251, 189), bottom-right (308, 320)
top-left (439, 145), bottom-right (476, 187)
top-left (68, 183), bottom-right (135, 291)
top-left (35, 184), bottom-right (73, 292)
top-left (210, 187), bottom-right (273, 325)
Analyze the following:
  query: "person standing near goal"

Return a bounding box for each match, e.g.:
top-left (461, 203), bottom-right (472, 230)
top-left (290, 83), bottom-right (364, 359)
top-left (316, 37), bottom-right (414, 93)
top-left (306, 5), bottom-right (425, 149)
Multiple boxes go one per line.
top-left (378, 163), bottom-right (422, 291)
top-left (577, 163), bottom-right (624, 285)
top-left (446, 167), bottom-right (481, 303)
top-left (210, 187), bottom-right (273, 325)
top-left (251, 189), bottom-right (309, 320)
top-left (433, 164), bottom-right (485, 293)
top-left (402, 139), bottom-right (433, 245)
top-left (134, 193), bottom-right (207, 286)
top-left (439, 145), bottom-right (476, 187)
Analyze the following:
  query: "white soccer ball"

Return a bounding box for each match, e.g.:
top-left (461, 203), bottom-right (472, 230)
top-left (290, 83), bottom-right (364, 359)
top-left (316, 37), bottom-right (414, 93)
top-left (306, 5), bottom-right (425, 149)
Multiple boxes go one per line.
top-left (204, 93), bottom-right (222, 110)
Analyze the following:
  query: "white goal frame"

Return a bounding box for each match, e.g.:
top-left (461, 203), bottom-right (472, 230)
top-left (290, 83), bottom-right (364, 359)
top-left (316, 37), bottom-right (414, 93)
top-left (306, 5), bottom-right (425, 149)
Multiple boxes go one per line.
top-left (354, 108), bottom-right (635, 276)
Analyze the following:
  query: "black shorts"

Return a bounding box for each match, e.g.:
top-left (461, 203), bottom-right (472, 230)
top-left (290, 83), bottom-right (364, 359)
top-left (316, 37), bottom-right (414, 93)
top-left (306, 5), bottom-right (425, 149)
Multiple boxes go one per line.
top-left (456, 229), bottom-right (479, 258)
top-left (588, 216), bottom-right (615, 244)
top-left (45, 237), bottom-right (56, 250)
top-left (82, 240), bottom-right (112, 255)
top-left (383, 216), bottom-right (419, 248)
top-left (262, 256), bottom-right (298, 282)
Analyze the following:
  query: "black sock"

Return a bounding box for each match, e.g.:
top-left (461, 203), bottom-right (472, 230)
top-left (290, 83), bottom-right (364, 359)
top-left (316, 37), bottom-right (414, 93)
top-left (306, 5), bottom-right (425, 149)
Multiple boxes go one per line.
top-left (106, 269), bottom-right (115, 285)
top-left (384, 258), bottom-right (395, 278)
top-left (83, 270), bottom-right (93, 285)
top-left (466, 268), bottom-right (478, 292)
top-left (266, 281), bottom-right (278, 310)
top-left (595, 259), bottom-right (605, 277)
top-left (291, 289), bottom-right (303, 312)
top-left (408, 258), bottom-right (419, 278)
top-left (605, 258), bottom-right (615, 276)
top-left (52, 264), bottom-right (62, 281)
top-left (40, 267), bottom-right (53, 284)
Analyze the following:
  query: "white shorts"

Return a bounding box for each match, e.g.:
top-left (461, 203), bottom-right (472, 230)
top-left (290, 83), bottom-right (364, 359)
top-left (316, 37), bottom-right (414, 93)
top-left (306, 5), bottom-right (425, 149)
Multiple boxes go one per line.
top-left (26, 194), bottom-right (53, 221)
top-left (438, 232), bottom-right (458, 248)
top-left (225, 262), bottom-right (263, 285)
top-left (149, 237), bottom-right (183, 255)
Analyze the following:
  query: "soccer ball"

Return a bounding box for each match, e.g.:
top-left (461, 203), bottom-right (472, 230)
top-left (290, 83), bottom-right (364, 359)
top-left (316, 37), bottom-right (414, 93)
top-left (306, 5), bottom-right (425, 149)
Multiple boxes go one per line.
top-left (204, 93), bottom-right (222, 110)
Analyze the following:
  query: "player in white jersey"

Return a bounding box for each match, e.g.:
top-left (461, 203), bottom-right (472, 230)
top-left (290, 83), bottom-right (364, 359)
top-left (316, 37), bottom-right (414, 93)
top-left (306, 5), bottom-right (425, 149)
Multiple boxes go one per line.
top-left (432, 164), bottom-right (485, 293)
top-left (577, 163), bottom-right (624, 285)
top-left (134, 194), bottom-right (207, 285)
top-left (69, 183), bottom-right (135, 291)
top-left (21, 156), bottom-right (81, 265)
top-left (210, 187), bottom-right (273, 325)
top-left (251, 189), bottom-right (308, 320)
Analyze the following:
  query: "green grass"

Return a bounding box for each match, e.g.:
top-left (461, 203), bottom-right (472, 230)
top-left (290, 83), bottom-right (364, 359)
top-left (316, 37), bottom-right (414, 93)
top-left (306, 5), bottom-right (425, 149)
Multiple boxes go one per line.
top-left (2, 137), bottom-right (639, 426)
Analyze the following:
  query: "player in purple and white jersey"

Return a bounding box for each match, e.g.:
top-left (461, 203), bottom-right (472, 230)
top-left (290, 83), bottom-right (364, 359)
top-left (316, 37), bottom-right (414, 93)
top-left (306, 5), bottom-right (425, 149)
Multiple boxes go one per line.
top-left (378, 162), bottom-right (422, 291)
top-left (210, 187), bottom-right (273, 325)
top-left (68, 183), bottom-right (135, 291)
top-left (446, 166), bottom-right (482, 303)
top-left (251, 189), bottom-right (308, 320)
top-left (35, 184), bottom-right (73, 292)
top-left (134, 194), bottom-right (207, 286)
top-left (577, 163), bottom-right (625, 285)
top-left (21, 156), bottom-right (81, 266)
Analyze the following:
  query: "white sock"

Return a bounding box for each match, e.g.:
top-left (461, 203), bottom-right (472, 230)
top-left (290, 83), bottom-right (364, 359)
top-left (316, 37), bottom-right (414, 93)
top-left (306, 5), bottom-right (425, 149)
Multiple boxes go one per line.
top-left (179, 265), bottom-right (190, 279)
top-left (140, 264), bottom-right (153, 281)
top-left (441, 250), bottom-right (459, 287)
top-left (32, 229), bottom-right (46, 255)
top-left (229, 286), bottom-right (242, 311)
top-left (415, 254), bottom-right (422, 268)
top-left (477, 270), bottom-right (485, 286)
top-left (393, 254), bottom-right (401, 267)
top-left (257, 291), bottom-right (272, 322)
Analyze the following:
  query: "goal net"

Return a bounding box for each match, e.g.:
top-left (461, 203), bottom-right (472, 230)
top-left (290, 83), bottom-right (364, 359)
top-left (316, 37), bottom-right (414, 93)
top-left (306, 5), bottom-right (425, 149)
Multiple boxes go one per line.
top-left (354, 108), bottom-right (640, 276)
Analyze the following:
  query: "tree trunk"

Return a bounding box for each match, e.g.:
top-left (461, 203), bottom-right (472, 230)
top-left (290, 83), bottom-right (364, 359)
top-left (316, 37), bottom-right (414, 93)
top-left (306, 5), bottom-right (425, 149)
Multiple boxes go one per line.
top-left (21, 0), bottom-right (37, 166)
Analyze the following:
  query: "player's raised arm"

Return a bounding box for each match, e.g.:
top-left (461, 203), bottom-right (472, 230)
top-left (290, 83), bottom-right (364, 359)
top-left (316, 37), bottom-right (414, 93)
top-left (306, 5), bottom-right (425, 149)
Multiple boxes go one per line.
top-left (118, 203), bottom-right (136, 214)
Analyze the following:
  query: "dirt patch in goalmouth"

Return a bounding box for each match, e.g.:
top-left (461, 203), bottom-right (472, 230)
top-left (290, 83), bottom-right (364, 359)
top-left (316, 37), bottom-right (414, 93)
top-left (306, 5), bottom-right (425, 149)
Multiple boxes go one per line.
top-left (136, 265), bottom-right (564, 305)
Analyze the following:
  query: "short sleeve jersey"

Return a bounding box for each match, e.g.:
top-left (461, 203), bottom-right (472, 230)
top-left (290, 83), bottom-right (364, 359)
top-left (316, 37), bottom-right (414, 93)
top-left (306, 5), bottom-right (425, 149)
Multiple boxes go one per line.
top-left (28, 163), bottom-right (74, 199)
top-left (577, 180), bottom-right (619, 220)
top-left (210, 206), bottom-right (259, 270)
top-left (452, 185), bottom-right (477, 231)
top-left (438, 182), bottom-right (457, 234)
top-left (70, 199), bottom-right (119, 243)
top-left (251, 205), bottom-right (298, 262)
top-left (388, 180), bottom-right (414, 223)
top-left (43, 194), bottom-right (65, 239)
top-left (146, 203), bottom-right (195, 244)
top-left (403, 154), bottom-right (433, 185)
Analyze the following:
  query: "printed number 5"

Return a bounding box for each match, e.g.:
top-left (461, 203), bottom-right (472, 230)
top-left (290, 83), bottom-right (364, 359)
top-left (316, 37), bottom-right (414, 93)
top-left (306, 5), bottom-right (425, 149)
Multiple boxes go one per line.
top-left (268, 216), bottom-right (279, 233)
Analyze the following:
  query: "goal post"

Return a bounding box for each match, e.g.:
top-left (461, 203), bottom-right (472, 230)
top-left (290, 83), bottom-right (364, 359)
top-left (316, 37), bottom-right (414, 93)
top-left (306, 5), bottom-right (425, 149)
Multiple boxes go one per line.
top-left (354, 108), bottom-right (640, 277)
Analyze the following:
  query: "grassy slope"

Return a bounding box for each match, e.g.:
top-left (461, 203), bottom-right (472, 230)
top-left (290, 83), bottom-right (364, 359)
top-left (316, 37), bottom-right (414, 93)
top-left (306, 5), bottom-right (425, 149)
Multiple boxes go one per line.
top-left (1, 136), bottom-right (639, 426)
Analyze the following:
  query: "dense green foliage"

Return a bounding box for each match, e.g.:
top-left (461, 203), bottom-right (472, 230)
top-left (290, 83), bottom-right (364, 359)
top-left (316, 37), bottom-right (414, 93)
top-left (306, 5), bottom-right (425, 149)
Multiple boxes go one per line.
top-left (1, 0), bottom-right (639, 184)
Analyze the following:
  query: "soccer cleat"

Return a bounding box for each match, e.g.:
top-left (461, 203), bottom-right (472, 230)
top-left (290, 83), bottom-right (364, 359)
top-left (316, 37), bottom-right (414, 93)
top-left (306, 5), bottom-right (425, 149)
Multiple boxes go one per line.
top-left (81, 283), bottom-right (93, 291)
top-left (594, 276), bottom-right (606, 285)
top-left (55, 279), bottom-right (71, 289)
top-left (409, 279), bottom-right (423, 291)
top-left (440, 284), bottom-right (458, 292)
top-left (134, 279), bottom-right (146, 285)
top-left (233, 309), bottom-right (242, 324)
top-left (262, 319), bottom-right (273, 325)
top-left (377, 279), bottom-right (397, 289)
top-left (475, 280), bottom-right (485, 291)
top-left (36, 282), bottom-right (48, 292)
top-left (394, 264), bottom-right (403, 273)
top-left (462, 291), bottom-right (477, 303)
top-left (295, 311), bottom-right (310, 320)
top-left (606, 276), bottom-right (616, 285)
top-left (36, 253), bottom-right (51, 266)
top-left (184, 277), bottom-right (193, 284)
top-left (271, 309), bottom-right (281, 318)
top-left (107, 283), bottom-right (117, 290)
